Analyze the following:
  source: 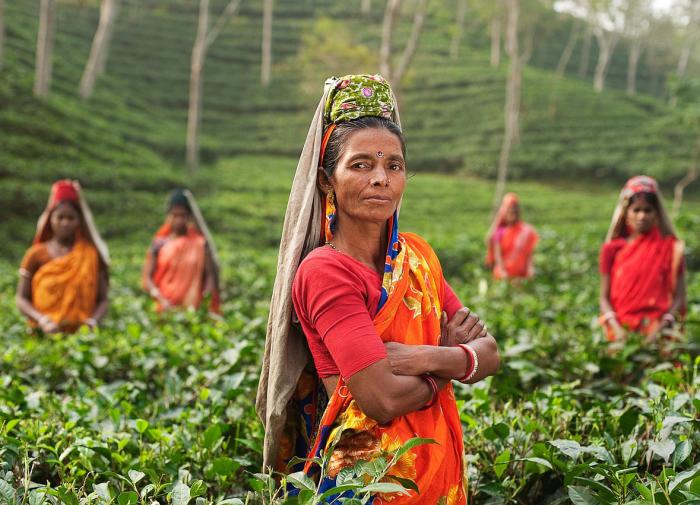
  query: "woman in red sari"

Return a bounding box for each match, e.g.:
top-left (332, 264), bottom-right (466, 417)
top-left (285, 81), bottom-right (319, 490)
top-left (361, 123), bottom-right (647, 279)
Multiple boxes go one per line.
top-left (486, 193), bottom-right (538, 280)
top-left (143, 189), bottom-right (220, 313)
top-left (16, 180), bottom-right (110, 333)
top-left (256, 75), bottom-right (500, 503)
top-left (599, 176), bottom-right (686, 342)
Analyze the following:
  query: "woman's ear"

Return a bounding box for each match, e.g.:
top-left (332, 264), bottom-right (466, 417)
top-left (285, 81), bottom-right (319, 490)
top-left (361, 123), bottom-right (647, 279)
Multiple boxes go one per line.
top-left (317, 167), bottom-right (333, 195)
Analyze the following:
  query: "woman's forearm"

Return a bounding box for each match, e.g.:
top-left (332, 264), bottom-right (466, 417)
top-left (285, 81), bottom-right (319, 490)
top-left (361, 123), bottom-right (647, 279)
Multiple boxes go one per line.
top-left (423, 336), bottom-right (500, 382)
top-left (16, 295), bottom-right (44, 322)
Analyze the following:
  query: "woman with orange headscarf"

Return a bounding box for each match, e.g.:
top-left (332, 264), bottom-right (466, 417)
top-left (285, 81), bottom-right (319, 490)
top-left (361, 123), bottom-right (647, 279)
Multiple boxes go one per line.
top-left (599, 176), bottom-right (686, 342)
top-left (486, 193), bottom-right (538, 280)
top-left (143, 189), bottom-right (220, 313)
top-left (256, 75), bottom-right (500, 503)
top-left (16, 180), bottom-right (110, 333)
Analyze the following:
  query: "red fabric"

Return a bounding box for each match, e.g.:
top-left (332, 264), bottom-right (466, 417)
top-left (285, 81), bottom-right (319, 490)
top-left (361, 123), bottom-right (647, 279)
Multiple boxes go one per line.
top-left (293, 246), bottom-right (462, 379)
top-left (599, 227), bottom-right (683, 335)
top-left (487, 222), bottom-right (538, 279)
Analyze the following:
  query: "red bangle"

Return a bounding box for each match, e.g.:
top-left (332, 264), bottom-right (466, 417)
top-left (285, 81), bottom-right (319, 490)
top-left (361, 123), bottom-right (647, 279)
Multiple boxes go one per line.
top-left (458, 344), bottom-right (476, 382)
top-left (419, 374), bottom-right (438, 410)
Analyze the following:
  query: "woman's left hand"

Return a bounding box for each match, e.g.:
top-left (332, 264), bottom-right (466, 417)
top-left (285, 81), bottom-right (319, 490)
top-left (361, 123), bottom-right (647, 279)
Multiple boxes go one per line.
top-left (384, 342), bottom-right (428, 376)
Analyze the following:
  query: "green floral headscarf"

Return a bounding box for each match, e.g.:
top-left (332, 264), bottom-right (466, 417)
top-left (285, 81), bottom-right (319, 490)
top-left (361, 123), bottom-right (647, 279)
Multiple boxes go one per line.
top-left (323, 74), bottom-right (395, 125)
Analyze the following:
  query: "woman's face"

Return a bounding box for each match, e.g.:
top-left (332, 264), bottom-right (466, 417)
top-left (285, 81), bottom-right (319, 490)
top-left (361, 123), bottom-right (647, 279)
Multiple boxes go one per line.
top-left (169, 205), bottom-right (191, 235)
top-left (626, 194), bottom-right (658, 235)
top-left (326, 127), bottom-right (406, 226)
top-left (504, 204), bottom-right (519, 225)
top-left (50, 202), bottom-right (81, 241)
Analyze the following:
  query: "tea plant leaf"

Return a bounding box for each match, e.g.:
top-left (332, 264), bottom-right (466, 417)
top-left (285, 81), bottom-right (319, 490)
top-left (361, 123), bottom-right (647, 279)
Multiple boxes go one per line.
top-left (674, 440), bottom-right (693, 467)
top-left (494, 449), bottom-right (511, 478)
top-left (128, 470), bottom-right (145, 485)
top-left (567, 485), bottom-right (598, 505)
top-left (93, 483), bottom-right (111, 504)
top-left (387, 475), bottom-right (420, 494)
top-left (117, 491), bottom-right (138, 505)
top-left (286, 472), bottom-right (315, 492)
top-left (669, 462), bottom-right (700, 493)
top-left (649, 439), bottom-right (676, 462)
top-left (393, 437), bottom-right (436, 459)
top-left (0, 480), bottom-right (16, 505)
top-left (212, 457), bottom-right (239, 476)
top-left (550, 440), bottom-right (582, 460)
top-left (317, 483), bottom-right (365, 501)
top-left (202, 425), bottom-right (222, 450)
top-left (171, 482), bottom-right (190, 505)
top-left (362, 483), bottom-right (410, 495)
top-left (134, 419), bottom-right (149, 434)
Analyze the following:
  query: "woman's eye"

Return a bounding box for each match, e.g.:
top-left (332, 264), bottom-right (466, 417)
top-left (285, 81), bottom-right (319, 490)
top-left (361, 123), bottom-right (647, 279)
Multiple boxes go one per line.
top-left (390, 163), bottom-right (403, 171)
top-left (353, 162), bottom-right (370, 169)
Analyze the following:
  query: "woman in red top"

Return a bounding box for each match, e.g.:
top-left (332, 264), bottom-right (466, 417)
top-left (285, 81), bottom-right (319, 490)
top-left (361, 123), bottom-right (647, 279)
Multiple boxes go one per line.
top-left (257, 75), bottom-right (500, 503)
top-left (486, 193), bottom-right (538, 280)
top-left (599, 176), bottom-right (686, 342)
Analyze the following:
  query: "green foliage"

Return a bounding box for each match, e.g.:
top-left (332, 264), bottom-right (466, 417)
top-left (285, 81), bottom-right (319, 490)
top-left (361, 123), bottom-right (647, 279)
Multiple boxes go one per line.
top-left (1, 158), bottom-right (698, 503)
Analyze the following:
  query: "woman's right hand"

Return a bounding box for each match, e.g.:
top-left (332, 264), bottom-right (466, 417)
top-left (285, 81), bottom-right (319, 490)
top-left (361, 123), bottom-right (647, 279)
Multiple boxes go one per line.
top-left (610, 319), bottom-right (626, 342)
top-left (439, 308), bottom-right (488, 347)
top-left (39, 315), bottom-right (59, 333)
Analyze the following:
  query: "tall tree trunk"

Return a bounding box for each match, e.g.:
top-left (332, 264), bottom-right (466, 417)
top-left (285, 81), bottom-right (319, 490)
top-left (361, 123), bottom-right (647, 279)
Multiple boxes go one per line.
top-left (556, 20), bottom-right (579, 78)
top-left (578, 23), bottom-right (592, 77)
top-left (186, 0), bottom-right (209, 172)
top-left (79, 0), bottom-right (120, 100)
top-left (380, 0), bottom-right (402, 80)
top-left (362, 0), bottom-right (371, 14)
top-left (672, 138), bottom-right (700, 218)
top-left (34, 0), bottom-right (56, 98)
top-left (490, 15), bottom-right (501, 67)
top-left (493, 0), bottom-right (520, 213)
top-left (392, 0), bottom-right (428, 86)
top-left (449, 0), bottom-right (467, 59)
top-left (260, 0), bottom-right (273, 86)
top-left (592, 28), bottom-right (618, 93)
top-left (677, 44), bottom-right (692, 78)
top-left (0, 0), bottom-right (5, 70)
top-left (626, 38), bottom-right (641, 96)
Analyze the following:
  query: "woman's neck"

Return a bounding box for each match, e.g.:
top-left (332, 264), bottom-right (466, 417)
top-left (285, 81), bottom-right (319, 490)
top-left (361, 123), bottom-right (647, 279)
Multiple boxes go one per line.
top-left (331, 217), bottom-right (389, 274)
top-left (53, 235), bottom-right (75, 248)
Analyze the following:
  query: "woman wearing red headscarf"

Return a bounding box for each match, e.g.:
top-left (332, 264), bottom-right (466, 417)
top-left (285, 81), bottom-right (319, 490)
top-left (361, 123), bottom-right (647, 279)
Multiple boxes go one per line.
top-left (486, 193), bottom-right (538, 280)
top-left (599, 176), bottom-right (686, 342)
top-left (16, 180), bottom-right (110, 333)
top-left (142, 189), bottom-right (220, 313)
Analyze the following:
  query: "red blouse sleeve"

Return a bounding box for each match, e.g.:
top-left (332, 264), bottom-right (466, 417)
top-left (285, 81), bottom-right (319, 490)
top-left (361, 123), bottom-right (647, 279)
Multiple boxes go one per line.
top-left (293, 257), bottom-right (388, 379)
top-left (442, 280), bottom-right (463, 319)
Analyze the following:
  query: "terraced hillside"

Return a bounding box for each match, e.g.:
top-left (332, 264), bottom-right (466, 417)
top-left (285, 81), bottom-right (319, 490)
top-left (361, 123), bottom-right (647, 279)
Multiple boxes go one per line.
top-left (0, 0), bottom-right (696, 256)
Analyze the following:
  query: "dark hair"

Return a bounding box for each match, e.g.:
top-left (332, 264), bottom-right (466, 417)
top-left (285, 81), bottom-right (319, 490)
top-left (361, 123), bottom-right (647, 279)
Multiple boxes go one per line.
top-left (321, 116), bottom-right (406, 177)
top-left (52, 200), bottom-right (82, 216)
top-left (629, 191), bottom-right (660, 213)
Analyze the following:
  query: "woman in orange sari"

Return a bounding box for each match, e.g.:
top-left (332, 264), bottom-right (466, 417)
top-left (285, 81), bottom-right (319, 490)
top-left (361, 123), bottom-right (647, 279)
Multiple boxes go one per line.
top-left (16, 180), bottom-right (110, 333)
top-left (256, 75), bottom-right (500, 503)
top-left (143, 189), bottom-right (220, 313)
top-left (599, 176), bottom-right (686, 342)
top-left (486, 193), bottom-right (538, 280)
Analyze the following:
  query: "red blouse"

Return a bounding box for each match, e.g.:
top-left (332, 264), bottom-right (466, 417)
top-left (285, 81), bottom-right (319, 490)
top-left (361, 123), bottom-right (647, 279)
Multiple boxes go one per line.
top-left (292, 245), bottom-right (463, 379)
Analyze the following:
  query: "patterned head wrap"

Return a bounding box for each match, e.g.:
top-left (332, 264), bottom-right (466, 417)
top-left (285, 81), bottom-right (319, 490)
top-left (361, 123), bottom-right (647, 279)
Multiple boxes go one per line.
top-left (320, 74), bottom-right (398, 166)
top-left (621, 175), bottom-right (658, 198)
top-left (51, 180), bottom-right (80, 207)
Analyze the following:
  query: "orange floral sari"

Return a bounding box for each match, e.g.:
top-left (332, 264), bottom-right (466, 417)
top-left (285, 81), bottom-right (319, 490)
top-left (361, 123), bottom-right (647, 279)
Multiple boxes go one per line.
top-left (32, 239), bottom-right (100, 333)
top-left (303, 232), bottom-right (466, 504)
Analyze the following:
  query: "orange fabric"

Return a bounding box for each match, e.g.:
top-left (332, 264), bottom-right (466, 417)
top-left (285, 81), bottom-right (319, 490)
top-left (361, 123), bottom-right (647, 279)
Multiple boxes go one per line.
top-left (146, 223), bottom-right (208, 311)
top-left (31, 239), bottom-right (100, 333)
top-left (487, 222), bottom-right (538, 279)
top-left (486, 193), bottom-right (538, 280)
top-left (601, 228), bottom-right (684, 341)
top-left (304, 233), bottom-right (466, 504)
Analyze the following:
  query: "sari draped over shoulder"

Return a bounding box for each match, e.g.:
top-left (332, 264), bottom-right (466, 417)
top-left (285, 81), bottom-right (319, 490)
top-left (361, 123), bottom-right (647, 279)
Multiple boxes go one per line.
top-left (32, 238), bottom-right (100, 333)
top-left (300, 232), bottom-right (466, 504)
top-left (144, 225), bottom-right (220, 313)
top-left (22, 179), bottom-right (109, 333)
top-left (487, 222), bottom-right (538, 280)
top-left (601, 227), bottom-right (684, 339)
top-left (486, 193), bottom-right (538, 280)
top-left (600, 175), bottom-right (685, 340)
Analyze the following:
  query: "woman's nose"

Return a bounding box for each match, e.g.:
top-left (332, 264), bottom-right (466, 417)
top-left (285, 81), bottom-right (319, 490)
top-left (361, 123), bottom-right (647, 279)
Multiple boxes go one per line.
top-left (371, 167), bottom-right (389, 186)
